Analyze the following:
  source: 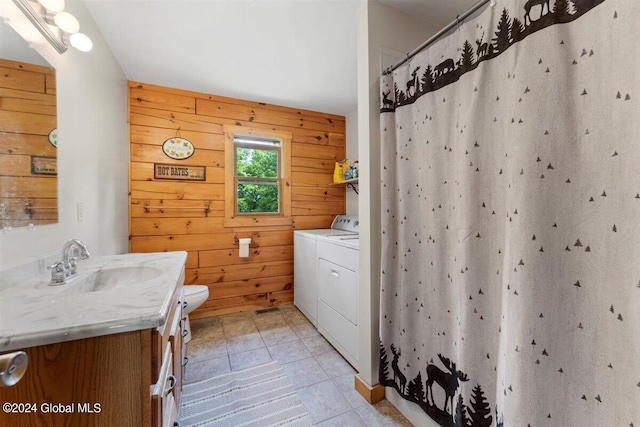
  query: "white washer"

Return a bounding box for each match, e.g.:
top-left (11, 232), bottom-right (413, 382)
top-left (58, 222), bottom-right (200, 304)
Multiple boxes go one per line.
top-left (293, 216), bottom-right (358, 327)
top-left (316, 233), bottom-right (359, 370)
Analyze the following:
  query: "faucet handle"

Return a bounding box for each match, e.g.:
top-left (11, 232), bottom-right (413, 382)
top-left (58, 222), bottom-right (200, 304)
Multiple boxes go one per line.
top-left (47, 262), bottom-right (66, 284)
top-left (47, 261), bottom-right (65, 272)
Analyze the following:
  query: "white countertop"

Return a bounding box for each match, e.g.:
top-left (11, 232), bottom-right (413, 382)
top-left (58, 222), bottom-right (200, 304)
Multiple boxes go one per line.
top-left (0, 252), bottom-right (187, 352)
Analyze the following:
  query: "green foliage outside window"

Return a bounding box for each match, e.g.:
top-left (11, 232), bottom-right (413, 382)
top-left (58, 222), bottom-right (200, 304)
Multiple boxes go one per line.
top-left (236, 145), bottom-right (280, 213)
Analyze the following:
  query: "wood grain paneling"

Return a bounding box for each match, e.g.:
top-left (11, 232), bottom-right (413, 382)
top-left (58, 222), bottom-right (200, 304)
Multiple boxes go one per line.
top-left (0, 132), bottom-right (55, 156)
top-left (0, 59), bottom-right (57, 228)
top-left (131, 143), bottom-right (224, 167)
top-left (130, 106), bottom-right (223, 134)
top-left (292, 201), bottom-right (345, 216)
top-left (131, 162), bottom-right (224, 183)
top-left (131, 82), bottom-right (342, 120)
top-left (0, 154), bottom-right (31, 176)
top-left (45, 72), bottom-right (55, 95)
top-left (129, 82), bottom-right (345, 317)
top-left (0, 331), bottom-right (148, 427)
top-left (0, 65), bottom-right (45, 93)
top-left (0, 176), bottom-right (56, 198)
top-left (198, 245), bottom-right (293, 267)
top-left (0, 87), bottom-right (56, 115)
top-left (130, 218), bottom-right (225, 236)
top-left (131, 229), bottom-right (293, 251)
top-left (130, 125), bottom-right (224, 151)
top-left (130, 199), bottom-right (223, 218)
top-left (196, 98), bottom-right (344, 133)
top-left (291, 171), bottom-right (334, 188)
top-left (292, 142), bottom-right (344, 161)
top-left (0, 110), bottom-right (55, 135)
top-left (1, 197), bottom-right (57, 224)
top-left (292, 156), bottom-right (336, 173)
top-left (292, 215), bottom-right (336, 230)
top-left (207, 275), bottom-right (293, 299)
top-left (185, 261), bottom-right (293, 285)
top-left (130, 87), bottom-right (196, 113)
top-left (292, 187), bottom-right (345, 201)
top-left (130, 181), bottom-right (224, 201)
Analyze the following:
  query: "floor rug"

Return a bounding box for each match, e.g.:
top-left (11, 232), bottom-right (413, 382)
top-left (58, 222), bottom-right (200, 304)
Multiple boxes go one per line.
top-left (179, 361), bottom-right (313, 427)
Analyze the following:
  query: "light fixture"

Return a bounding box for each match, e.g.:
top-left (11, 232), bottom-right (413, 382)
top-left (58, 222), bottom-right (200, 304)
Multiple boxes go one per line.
top-left (69, 32), bottom-right (92, 52)
top-left (36, 0), bottom-right (64, 13)
top-left (12, 0), bottom-right (92, 54)
top-left (52, 11), bottom-right (79, 34)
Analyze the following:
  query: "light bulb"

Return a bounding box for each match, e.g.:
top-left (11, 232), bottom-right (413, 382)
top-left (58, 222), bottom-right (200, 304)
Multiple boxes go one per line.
top-left (37, 0), bottom-right (65, 13)
top-left (54, 12), bottom-right (79, 34)
top-left (70, 32), bottom-right (92, 52)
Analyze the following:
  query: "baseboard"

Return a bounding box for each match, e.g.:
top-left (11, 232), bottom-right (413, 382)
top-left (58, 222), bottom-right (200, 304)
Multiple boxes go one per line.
top-left (190, 301), bottom-right (293, 319)
top-left (354, 375), bottom-right (385, 404)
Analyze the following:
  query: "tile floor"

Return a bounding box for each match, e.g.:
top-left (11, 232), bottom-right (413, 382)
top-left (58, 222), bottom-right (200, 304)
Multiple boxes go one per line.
top-left (185, 304), bottom-right (412, 426)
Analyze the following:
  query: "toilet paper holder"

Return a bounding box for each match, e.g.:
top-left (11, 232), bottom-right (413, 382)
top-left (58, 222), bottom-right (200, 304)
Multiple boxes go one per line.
top-left (233, 232), bottom-right (259, 245)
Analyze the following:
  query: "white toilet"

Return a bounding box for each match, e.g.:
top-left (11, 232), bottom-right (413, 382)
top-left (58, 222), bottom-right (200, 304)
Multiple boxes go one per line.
top-left (183, 285), bottom-right (209, 343)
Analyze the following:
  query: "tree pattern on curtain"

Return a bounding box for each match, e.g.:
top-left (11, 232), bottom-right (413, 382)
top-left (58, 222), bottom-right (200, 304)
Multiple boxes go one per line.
top-left (381, 0), bottom-right (606, 113)
top-left (379, 0), bottom-right (639, 426)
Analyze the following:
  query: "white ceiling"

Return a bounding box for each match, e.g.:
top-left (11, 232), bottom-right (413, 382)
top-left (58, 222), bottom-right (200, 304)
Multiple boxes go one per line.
top-left (84, 0), bottom-right (477, 116)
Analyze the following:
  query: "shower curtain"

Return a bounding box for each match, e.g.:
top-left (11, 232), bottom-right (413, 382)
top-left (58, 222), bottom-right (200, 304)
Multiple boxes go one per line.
top-left (379, 0), bottom-right (639, 426)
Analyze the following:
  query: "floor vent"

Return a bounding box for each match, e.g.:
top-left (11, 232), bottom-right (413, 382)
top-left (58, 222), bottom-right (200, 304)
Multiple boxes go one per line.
top-left (255, 307), bottom-right (280, 315)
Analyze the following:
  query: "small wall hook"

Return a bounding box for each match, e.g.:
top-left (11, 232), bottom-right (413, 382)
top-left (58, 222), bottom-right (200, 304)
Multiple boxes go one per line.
top-left (490, 0), bottom-right (496, 7)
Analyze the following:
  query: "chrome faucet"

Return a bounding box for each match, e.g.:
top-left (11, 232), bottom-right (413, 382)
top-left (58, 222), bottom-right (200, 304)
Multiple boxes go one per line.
top-left (47, 239), bottom-right (91, 285)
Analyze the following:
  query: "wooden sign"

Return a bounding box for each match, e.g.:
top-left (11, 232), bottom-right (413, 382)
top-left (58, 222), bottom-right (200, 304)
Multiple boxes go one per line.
top-left (154, 163), bottom-right (206, 181)
top-left (31, 156), bottom-right (57, 175)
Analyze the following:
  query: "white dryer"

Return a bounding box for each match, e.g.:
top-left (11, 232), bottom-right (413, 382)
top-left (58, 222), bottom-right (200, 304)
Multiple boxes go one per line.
top-left (316, 232), bottom-right (359, 369)
top-left (293, 215), bottom-right (358, 327)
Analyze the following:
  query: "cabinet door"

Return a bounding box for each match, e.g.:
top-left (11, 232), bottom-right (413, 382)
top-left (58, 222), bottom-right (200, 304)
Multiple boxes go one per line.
top-left (152, 343), bottom-right (178, 427)
top-left (168, 323), bottom-right (183, 413)
top-left (169, 289), bottom-right (185, 412)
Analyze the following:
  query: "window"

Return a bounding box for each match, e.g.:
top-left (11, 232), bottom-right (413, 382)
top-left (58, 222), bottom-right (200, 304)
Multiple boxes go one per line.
top-left (224, 125), bottom-right (292, 227)
top-left (235, 136), bottom-right (281, 214)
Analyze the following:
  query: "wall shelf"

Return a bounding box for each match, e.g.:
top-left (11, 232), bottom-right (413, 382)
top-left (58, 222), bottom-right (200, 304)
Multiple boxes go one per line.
top-left (330, 178), bottom-right (359, 194)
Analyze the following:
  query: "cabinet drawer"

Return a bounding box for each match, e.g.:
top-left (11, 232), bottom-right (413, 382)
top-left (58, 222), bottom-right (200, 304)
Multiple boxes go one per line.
top-left (317, 259), bottom-right (357, 325)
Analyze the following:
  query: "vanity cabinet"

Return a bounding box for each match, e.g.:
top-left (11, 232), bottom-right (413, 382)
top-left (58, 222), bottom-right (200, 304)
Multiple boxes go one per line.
top-left (0, 274), bottom-right (186, 427)
top-left (152, 285), bottom-right (186, 427)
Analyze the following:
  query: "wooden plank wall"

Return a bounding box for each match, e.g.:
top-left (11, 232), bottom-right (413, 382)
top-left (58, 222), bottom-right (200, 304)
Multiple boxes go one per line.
top-left (0, 58), bottom-right (57, 228)
top-left (128, 82), bottom-right (346, 318)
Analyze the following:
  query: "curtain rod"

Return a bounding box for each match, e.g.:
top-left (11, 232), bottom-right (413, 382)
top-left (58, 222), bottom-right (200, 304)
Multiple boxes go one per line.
top-left (382, 0), bottom-right (494, 76)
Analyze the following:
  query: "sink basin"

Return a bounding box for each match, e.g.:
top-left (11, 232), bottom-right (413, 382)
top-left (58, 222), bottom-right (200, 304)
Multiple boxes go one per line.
top-left (0, 251), bottom-right (188, 352)
top-left (69, 266), bottom-right (164, 294)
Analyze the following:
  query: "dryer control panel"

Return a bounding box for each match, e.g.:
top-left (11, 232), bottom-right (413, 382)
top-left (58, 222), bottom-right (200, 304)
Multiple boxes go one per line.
top-left (330, 215), bottom-right (359, 233)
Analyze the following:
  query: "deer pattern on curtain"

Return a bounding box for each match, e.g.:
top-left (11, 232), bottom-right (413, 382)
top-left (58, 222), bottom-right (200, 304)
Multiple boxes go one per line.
top-left (379, 0), bottom-right (639, 426)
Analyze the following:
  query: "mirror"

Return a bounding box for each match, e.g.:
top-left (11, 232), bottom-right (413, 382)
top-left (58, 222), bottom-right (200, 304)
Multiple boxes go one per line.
top-left (0, 20), bottom-right (57, 228)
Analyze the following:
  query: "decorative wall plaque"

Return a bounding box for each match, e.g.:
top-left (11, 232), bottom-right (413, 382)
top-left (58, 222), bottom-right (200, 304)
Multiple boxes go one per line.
top-left (162, 137), bottom-right (194, 160)
top-left (48, 128), bottom-right (57, 147)
top-left (31, 156), bottom-right (57, 175)
top-left (154, 163), bottom-right (206, 181)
